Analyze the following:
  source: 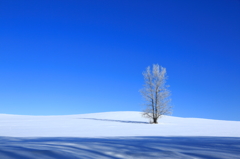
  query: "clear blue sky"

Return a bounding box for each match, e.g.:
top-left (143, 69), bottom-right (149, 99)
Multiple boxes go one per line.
top-left (0, 0), bottom-right (240, 120)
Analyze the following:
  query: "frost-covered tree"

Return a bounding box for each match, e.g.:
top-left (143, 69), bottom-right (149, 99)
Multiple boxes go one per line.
top-left (140, 64), bottom-right (172, 124)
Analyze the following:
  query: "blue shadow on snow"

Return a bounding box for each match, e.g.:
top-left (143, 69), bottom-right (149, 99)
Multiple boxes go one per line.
top-left (0, 136), bottom-right (240, 159)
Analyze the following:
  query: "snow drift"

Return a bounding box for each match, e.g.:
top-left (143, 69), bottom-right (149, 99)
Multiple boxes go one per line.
top-left (0, 111), bottom-right (239, 137)
top-left (0, 111), bottom-right (240, 158)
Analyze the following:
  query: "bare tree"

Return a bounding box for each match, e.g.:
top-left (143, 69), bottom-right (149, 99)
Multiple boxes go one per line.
top-left (140, 64), bottom-right (172, 124)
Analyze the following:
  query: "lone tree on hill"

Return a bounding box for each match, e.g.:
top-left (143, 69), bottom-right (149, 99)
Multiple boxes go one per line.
top-left (140, 64), bottom-right (172, 124)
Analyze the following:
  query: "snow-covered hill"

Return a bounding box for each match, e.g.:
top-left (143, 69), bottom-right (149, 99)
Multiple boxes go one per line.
top-left (0, 111), bottom-right (240, 158)
top-left (0, 111), bottom-right (239, 137)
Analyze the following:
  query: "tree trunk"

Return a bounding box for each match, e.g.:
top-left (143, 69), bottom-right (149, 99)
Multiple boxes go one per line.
top-left (153, 118), bottom-right (158, 124)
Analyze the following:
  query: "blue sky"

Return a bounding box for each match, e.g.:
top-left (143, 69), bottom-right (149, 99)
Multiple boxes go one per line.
top-left (0, 0), bottom-right (240, 120)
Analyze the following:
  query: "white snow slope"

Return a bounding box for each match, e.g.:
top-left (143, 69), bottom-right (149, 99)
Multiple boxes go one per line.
top-left (0, 111), bottom-right (240, 159)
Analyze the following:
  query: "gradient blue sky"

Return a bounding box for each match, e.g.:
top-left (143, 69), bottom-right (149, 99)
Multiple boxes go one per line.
top-left (0, 0), bottom-right (240, 120)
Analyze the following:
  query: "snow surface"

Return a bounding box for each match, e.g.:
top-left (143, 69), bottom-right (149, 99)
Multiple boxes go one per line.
top-left (1, 111), bottom-right (240, 158)
top-left (1, 111), bottom-right (239, 137)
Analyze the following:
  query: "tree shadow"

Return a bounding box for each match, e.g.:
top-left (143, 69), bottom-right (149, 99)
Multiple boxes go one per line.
top-left (79, 118), bottom-right (149, 124)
